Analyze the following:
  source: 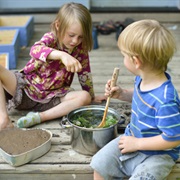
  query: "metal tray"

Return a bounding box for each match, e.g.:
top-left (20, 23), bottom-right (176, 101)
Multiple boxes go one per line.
top-left (0, 128), bottom-right (52, 167)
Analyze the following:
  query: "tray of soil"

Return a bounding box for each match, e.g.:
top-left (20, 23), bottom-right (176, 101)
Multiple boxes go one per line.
top-left (0, 128), bottom-right (52, 166)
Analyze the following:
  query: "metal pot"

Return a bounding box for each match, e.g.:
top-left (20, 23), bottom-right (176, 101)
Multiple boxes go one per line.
top-left (61, 105), bottom-right (124, 156)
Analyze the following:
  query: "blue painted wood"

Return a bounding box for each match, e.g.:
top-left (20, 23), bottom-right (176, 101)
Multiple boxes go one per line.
top-left (0, 29), bottom-right (20, 69)
top-left (0, 16), bottom-right (34, 47)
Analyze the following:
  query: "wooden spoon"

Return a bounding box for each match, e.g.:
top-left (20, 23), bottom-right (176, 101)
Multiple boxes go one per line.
top-left (98, 67), bottom-right (119, 128)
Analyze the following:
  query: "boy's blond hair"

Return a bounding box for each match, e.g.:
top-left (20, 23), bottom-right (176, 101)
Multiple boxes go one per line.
top-left (51, 2), bottom-right (93, 51)
top-left (118, 19), bottom-right (176, 71)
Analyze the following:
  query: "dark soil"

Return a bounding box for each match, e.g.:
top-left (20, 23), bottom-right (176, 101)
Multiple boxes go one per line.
top-left (0, 128), bottom-right (51, 155)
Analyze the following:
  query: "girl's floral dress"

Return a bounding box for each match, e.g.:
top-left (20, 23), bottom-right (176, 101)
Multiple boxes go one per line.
top-left (21, 32), bottom-right (95, 103)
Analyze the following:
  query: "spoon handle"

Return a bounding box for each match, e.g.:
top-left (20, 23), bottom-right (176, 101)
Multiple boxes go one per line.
top-left (98, 67), bottom-right (119, 128)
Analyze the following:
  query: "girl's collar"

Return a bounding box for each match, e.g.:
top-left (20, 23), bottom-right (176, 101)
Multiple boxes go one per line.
top-left (58, 42), bottom-right (78, 54)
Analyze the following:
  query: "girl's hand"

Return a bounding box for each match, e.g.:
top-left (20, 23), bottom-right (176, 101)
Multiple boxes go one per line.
top-left (119, 136), bottom-right (139, 154)
top-left (60, 52), bottom-right (82, 72)
top-left (47, 50), bottom-right (82, 73)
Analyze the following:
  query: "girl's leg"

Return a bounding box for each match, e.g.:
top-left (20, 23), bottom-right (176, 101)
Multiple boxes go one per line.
top-left (40, 90), bottom-right (91, 122)
top-left (0, 65), bottom-right (17, 129)
top-left (0, 81), bottom-right (14, 130)
top-left (17, 90), bottom-right (91, 127)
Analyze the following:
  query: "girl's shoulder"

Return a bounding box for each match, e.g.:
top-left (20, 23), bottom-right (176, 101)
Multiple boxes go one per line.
top-left (39, 32), bottom-right (58, 47)
top-left (42, 32), bottom-right (56, 39)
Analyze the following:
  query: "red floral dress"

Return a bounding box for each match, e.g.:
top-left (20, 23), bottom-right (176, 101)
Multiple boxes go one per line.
top-left (22, 32), bottom-right (95, 103)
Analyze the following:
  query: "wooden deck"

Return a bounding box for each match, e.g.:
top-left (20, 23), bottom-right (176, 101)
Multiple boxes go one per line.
top-left (0, 110), bottom-right (93, 180)
top-left (1, 107), bottom-right (180, 180)
top-left (1, 13), bottom-right (180, 179)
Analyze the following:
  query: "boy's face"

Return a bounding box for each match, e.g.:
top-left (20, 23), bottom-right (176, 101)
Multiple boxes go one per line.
top-left (62, 21), bottom-right (83, 51)
top-left (121, 51), bottom-right (138, 75)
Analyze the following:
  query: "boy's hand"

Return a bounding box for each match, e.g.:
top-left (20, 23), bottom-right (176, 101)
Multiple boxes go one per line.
top-left (119, 136), bottom-right (139, 154)
top-left (105, 79), bottom-right (122, 99)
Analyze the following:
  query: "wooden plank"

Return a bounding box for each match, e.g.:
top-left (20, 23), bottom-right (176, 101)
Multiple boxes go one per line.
top-left (0, 164), bottom-right (93, 180)
top-left (0, 174), bottom-right (93, 180)
top-left (0, 164), bottom-right (92, 173)
top-left (30, 13), bottom-right (180, 24)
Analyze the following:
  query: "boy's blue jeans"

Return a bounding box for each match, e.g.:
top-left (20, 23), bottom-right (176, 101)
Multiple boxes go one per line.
top-left (90, 135), bottom-right (175, 180)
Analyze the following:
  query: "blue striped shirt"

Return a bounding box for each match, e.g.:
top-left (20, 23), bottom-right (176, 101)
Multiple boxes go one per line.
top-left (125, 73), bottom-right (180, 161)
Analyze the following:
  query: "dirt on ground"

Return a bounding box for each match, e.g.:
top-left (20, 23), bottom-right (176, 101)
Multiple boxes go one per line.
top-left (0, 128), bottom-right (51, 155)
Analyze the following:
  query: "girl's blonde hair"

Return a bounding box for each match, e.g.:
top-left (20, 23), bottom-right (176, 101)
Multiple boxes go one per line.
top-left (51, 2), bottom-right (93, 51)
top-left (118, 19), bottom-right (176, 71)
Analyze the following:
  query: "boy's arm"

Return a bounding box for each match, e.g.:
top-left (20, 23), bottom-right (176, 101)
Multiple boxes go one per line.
top-left (117, 88), bottom-right (134, 103)
top-left (105, 79), bottom-right (134, 103)
top-left (136, 135), bottom-right (180, 150)
top-left (119, 135), bottom-right (180, 154)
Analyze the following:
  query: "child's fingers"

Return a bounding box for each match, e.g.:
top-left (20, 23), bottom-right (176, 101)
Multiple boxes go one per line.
top-left (76, 62), bottom-right (82, 72)
top-left (66, 60), bottom-right (82, 72)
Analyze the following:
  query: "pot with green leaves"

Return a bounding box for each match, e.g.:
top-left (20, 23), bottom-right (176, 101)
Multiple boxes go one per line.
top-left (60, 105), bottom-right (124, 155)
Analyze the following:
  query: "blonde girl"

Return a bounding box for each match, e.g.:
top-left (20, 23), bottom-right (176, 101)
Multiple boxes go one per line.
top-left (0, 2), bottom-right (105, 130)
